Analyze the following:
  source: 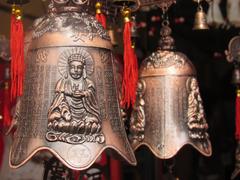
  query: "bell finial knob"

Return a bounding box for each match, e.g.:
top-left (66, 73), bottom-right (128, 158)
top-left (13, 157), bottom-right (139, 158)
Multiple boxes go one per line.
top-left (159, 21), bottom-right (175, 50)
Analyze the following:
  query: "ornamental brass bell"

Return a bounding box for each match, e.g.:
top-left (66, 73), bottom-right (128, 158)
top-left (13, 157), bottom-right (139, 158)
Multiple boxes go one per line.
top-left (9, 0), bottom-right (136, 170)
top-left (129, 23), bottom-right (212, 159)
top-left (193, 6), bottom-right (209, 30)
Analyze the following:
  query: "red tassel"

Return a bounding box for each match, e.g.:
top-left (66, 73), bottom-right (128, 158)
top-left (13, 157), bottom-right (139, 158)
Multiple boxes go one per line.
top-left (73, 170), bottom-right (81, 180)
top-left (99, 153), bottom-right (107, 180)
top-left (10, 6), bottom-right (24, 103)
top-left (96, 13), bottom-right (107, 29)
top-left (95, 2), bottom-right (107, 29)
top-left (110, 158), bottom-right (122, 180)
top-left (121, 18), bottom-right (138, 108)
top-left (235, 89), bottom-right (240, 140)
top-left (0, 132), bottom-right (4, 169)
top-left (3, 82), bottom-right (11, 128)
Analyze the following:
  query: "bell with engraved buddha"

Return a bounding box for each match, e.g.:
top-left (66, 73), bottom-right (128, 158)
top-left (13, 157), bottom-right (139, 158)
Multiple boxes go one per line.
top-left (128, 21), bottom-right (212, 159)
top-left (9, 0), bottom-right (136, 171)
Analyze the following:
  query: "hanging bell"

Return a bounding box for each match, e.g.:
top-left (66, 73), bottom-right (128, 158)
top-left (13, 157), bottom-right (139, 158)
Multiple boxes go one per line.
top-left (129, 22), bottom-right (212, 159)
top-left (9, 0), bottom-right (136, 170)
top-left (193, 6), bottom-right (209, 30)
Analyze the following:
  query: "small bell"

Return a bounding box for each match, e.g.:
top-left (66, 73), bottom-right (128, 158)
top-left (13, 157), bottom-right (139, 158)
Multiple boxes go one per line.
top-left (193, 5), bottom-right (209, 30)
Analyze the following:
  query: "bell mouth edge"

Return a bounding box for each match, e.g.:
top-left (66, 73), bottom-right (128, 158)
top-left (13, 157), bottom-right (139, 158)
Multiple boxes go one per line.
top-left (9, 145), bottom-right (137, 171)
top-left (132, 140), bottom-right (212, 159)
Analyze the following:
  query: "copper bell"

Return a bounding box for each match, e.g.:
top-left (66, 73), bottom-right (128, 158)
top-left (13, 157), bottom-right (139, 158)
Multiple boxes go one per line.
top-left (9, 0), bottom-right (136, 170)
top-left (129, 22), bottom-right (212, 159)
top-left (193, 6), bottom-right (209, 30)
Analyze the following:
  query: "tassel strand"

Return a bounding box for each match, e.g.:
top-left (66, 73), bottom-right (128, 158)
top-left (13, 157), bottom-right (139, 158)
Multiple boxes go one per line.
top-left (10, 5), bottom-right (24, 103)
top-left (95, 2), bottom-right (107, 29)
top-left (121, 8), bottom-right (138, 108)
top-left (235, 88), bottom-right (240, 139)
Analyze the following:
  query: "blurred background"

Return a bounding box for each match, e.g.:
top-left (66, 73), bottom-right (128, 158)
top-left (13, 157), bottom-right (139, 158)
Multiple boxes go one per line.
top-left (0, 0), bottom-right (239, 179)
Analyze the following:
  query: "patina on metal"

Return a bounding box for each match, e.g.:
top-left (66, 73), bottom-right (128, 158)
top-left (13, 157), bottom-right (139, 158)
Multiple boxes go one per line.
top-left (9, 0), bottom-right (136, 170)
top-left (129, 21), bottom-right (212, 159)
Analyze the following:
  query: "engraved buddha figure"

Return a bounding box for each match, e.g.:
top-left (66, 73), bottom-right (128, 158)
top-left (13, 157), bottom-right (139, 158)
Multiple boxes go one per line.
top-left (187, 78), bottom-right (208, 140)
top-left (129, 80), bottom-right (146, 143)
top-left (47, 53), bottom-right (101, 135)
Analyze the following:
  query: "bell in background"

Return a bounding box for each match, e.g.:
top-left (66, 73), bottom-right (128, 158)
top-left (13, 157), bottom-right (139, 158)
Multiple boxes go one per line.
top-left (129, 21), bottom-right (212, 159)
top-left (207, 0), bottom-right (225, 26)
top-left (227, 0), bottom-right (240, 27)
top-left (9, 0), bottom-right (136, 170)
top-left (193, 0), bottom-right (209, 30)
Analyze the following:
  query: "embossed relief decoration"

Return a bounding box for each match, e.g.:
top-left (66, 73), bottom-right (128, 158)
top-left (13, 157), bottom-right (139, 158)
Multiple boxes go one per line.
top-left (129, 79), bottom-right (146, 144)
top-left (186, 77), bottom-right (209, 140)
top-left (142, 50), bottom-right (185, 69)
top-left (32, 12), bottom-right (109, 41)
top-left (53, 0), bottom-right (89, 5)
top-left (46, 48), bottom-right (105, 144)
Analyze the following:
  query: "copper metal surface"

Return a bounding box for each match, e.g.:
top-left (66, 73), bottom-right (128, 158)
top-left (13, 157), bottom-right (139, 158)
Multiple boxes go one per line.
top-left (9, 2), bottom-right (136, 170)
top-left (193, 6), bottom-right (209, 30)
top-left (129, 24), bottom-right (212, 159)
